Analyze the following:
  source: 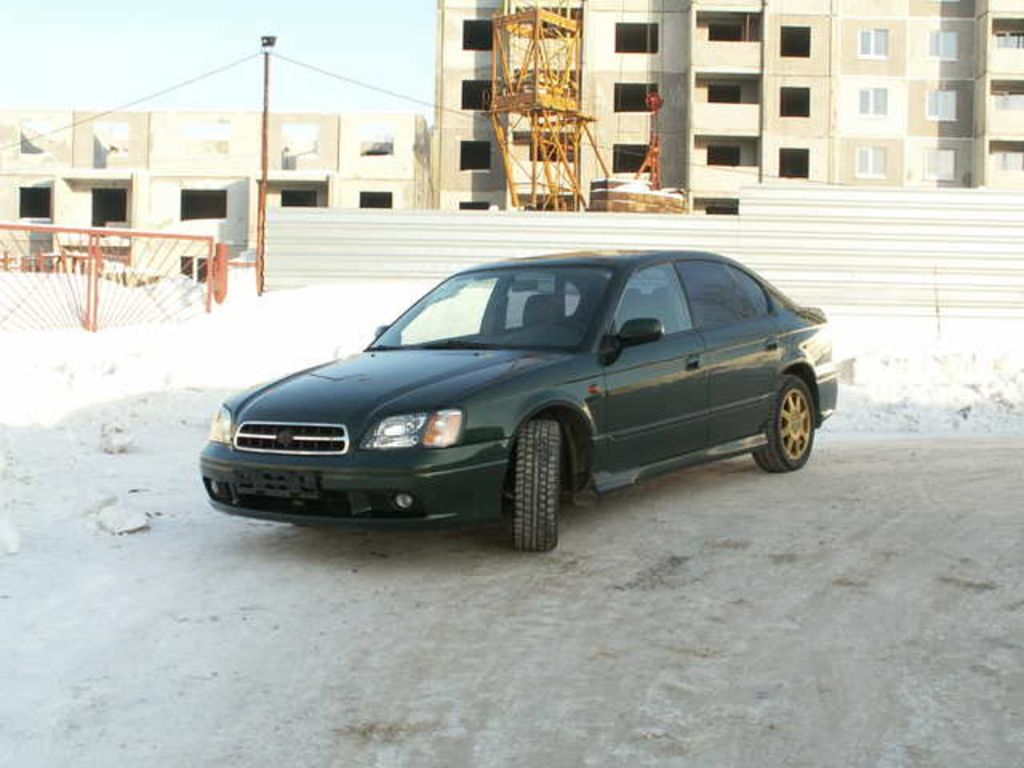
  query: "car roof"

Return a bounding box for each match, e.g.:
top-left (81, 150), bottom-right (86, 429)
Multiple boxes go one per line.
top-left (462, 249), bottom-right (734, 273)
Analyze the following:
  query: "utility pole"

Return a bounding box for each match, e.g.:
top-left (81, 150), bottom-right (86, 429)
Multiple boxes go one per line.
top-left (256, 35), bottom-right (276, 295)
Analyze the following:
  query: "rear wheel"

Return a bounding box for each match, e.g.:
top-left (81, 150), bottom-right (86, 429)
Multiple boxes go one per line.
top-left (511, 419), bottom-right (561, 552)
top-left (754, 375), bottom-right (815, 473)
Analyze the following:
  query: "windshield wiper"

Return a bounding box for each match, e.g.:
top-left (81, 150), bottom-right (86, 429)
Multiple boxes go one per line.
top-left (415, 340), bottom-right (502, 350)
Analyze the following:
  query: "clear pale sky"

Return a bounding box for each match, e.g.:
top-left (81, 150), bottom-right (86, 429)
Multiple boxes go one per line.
top-left (0, 1), bottom-right (437, 120)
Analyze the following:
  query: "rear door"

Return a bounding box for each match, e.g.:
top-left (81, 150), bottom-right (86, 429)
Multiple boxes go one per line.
top-left (675, 260), bottom-right (780, 446)
top-left (602, 263), bottom-right (708, 472)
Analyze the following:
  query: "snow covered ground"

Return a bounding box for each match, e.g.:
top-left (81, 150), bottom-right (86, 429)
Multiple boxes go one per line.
top-left (1, 276), bottom-right (1023, 766)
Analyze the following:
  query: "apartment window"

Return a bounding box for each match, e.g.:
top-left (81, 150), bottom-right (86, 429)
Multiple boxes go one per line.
top-left (929, 31), bottom-right (958, 60)
top-left (926, 89), bottom-right (957, 121)
top-left (461, 80), bottom-right (492, 111)
top-left (708, 84), bottom-right (742, 103)
top-left (463, 20), bottom-right (493, 51)
top-left (91, 188), bottom-right (128, 227)
top-left (180, 190), bottom-right (227, 220)
top-left (780, 26), bottom-right (811, 58)
top-left (19, 187), bottom-right (52, 219)
top-left (993, 82), bottom-right (1024, 110)
top-left (859, 88), bottom-right (889, 116)
top-left (615, 23), bottom-right (658, 54)
top-left (995, 32), bottom-right (1024, 50)
top-left (780, 87), bottom-right (811, 117)
top-left (281, 189), bottom-right (320, 207)
top-left (859, 29), bottom-right (890, 59)
top-left (701, 199), bottom-right (740, 216)
top-left (709, 22), bottom-right (744, 42)
top-left (613, 144), bottom-right (648, 173)
top-left (460, 140), bottom-right (491, 171)
top-left (459, 201), bottom-right (491, 211)
top-left (925, 149), bottom-right (957, 181)
top-left (359, 192), bottom-right (393, 209)
top-left (779, 148), bottom-right (810, 178)
top-left (993, 142), bottom-right (1024, 171)
top-left (614, 83), bottom-right (658, 112)
top-left (856, 147), bottom-right (888, 178)
top-left (707, 145), bottom-right (741, 166)
top-left (359, 124), bottom-right (395, 157)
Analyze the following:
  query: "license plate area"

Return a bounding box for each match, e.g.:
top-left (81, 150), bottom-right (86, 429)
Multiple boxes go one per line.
top-left (234, 470), bottom-right (321, 499)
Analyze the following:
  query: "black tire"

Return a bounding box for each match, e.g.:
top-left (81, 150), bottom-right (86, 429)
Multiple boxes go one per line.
top-left (511, 419), bottom-right (561, 552)
top-left (753, 375), bottom-right (816, 473)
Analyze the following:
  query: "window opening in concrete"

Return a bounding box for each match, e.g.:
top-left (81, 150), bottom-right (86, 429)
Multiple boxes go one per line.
top-left (462, 80), bottom-right (493, 111)
top-left (707, 145), bottom-right (741, 166)
top-left (19, 120), bottom-right (53, 155)
top-left (282, 123), bottom-right (320, 168)
top-left (281, 189), bottom-right (320, 207)
top-left (183, 121), bottom-right (231, 153)
top-left (464, 19), bottom-right (493, 50)
top-left (360, 192), bottom-right (393, 209)
top-left (612, 144), bottom-right (648, 173)
top-left (616, 23), bottom-right (658, 54)
top-left (19, 187), bottom-right (52, 219)
top-left (780, 87), bottom-right (811, 117)
top-left (359, 124), bottom-right (395, 157)
top-left (92, 189), bottom-right (128, 227)
top-left (779, 148), bottom-right (810, 178)
top-left (707, 84), bottom-right (742, 103)
top-left (181, 189), bottom-right (227, 220)
top-left (780, 26), bottom-right (811, 58)
top-left (614, 83), bottom-right (658, 112)
top-left (93, 122), bottom-right (130, 167)
top-left (460, 201), bottom-right (491, 210)
top-left (460, 141), bottom-right (491, 170)
top-left (699, 198), bottom-right (740, 216)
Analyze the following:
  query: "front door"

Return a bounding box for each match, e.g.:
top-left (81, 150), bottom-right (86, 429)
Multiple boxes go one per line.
top-left (602, 263), bottom-right (709, 472)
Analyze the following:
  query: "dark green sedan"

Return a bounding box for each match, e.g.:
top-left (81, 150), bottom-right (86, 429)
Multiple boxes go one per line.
top-left (201, 250), bottom-right (837, 551)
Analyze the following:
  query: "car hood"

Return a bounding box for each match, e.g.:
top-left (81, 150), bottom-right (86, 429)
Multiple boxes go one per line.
top-left (232, 348), bottom-right (566, 430)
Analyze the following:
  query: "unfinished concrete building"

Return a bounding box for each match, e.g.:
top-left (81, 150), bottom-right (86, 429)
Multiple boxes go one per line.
top-left (436, 0), bottom-right (1024, 213)
top-left (0, 111), bottom-right (432, 249)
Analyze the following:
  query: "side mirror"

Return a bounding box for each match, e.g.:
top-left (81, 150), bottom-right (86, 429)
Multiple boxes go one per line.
top-left (373, 324), bottom-right (390, 340)
top-left (618, 317), bottom-right (664, 347)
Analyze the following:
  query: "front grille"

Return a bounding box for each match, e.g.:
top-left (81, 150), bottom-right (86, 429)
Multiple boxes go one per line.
top-left (233, 422), bottom-right (349, 455)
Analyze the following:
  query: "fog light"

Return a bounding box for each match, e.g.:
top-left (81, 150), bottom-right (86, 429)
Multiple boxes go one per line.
top-left (393, 493), bottom-right (415, 511)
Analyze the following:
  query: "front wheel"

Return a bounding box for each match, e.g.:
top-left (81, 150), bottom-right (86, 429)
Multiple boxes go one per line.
top-left (753, 375), bottom-right (816, 473)
top-left (511, 419), bottom-right (561, 552)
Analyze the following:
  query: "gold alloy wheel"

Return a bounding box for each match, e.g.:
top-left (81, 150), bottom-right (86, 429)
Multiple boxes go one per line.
top-left (780, 389), bottom-right (812, 462)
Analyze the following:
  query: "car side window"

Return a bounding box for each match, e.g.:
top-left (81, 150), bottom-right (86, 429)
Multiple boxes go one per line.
top-left (614, 264), bottom-right (693, 335)
top-left (726, 265), bottom-right (770, 317)
top-left (675, 260), bottom-right (762, 329)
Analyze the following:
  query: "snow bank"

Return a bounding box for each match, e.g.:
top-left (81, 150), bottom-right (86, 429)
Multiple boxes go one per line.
top-left (1, 276), bottom-right (1021, 437)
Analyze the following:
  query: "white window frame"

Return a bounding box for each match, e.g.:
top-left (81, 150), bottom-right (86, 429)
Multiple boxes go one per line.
top-left (925, 149), bottom-right (957, 181)
top-left (858, 29), bottom-right (890, 59)
top-left (994, 92), bottom-right (1024, 110)
top-left (995, 32), bottom-right (1024, 50)
top-left (996, 151), bottom-right (1024, 172)
top-left (858, 87), bottom-right (889, 117)
top-left (926, 89), bottom-right (957, 122)
top-left (856, 146), bottom-right (888, 179)
top-left (929, 31), bottom-right (959, 61)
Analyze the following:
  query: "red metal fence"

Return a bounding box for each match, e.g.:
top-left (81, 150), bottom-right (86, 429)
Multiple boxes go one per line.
top-left (0, 223), bottom-right (228, 332)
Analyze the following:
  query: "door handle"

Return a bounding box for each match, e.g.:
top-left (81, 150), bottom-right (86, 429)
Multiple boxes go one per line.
top-left (685, 354), bottom-right (700, 371)
top-left (765, 338), bottom-right (779, 352)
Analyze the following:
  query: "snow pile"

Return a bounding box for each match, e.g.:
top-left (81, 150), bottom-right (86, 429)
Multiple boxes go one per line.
top-left (1, 276), bottom-right (1021, 438)
top-left (90, 496), bottom-right (149, 536)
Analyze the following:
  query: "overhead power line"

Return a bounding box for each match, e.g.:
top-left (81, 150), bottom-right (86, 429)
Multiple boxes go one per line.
top-left (0, 52), bottom-right (260, 154)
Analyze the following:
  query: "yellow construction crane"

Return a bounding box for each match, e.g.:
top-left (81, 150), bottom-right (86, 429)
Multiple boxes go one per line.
top-left (489, 0), bottom-right (609, 211)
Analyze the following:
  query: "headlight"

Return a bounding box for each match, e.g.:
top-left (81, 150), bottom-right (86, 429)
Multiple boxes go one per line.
top-left (208, 406), bottom-right (234, 445)
top-left (362, 409), bottom-right (463, 450)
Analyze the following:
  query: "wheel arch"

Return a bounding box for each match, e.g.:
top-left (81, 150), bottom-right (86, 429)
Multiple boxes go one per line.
top-left (782, 361), bottom-right (821, 421)
top-left (511, 400), bottom-right (595, 493)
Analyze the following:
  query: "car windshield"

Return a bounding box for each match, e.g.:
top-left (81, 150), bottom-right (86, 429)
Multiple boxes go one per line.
top-left (372, 266), bottom-right (613, 351)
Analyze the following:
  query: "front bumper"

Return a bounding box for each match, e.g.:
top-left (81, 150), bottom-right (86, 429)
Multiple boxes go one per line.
top-left (200, 438), bottom-right (510, 529)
